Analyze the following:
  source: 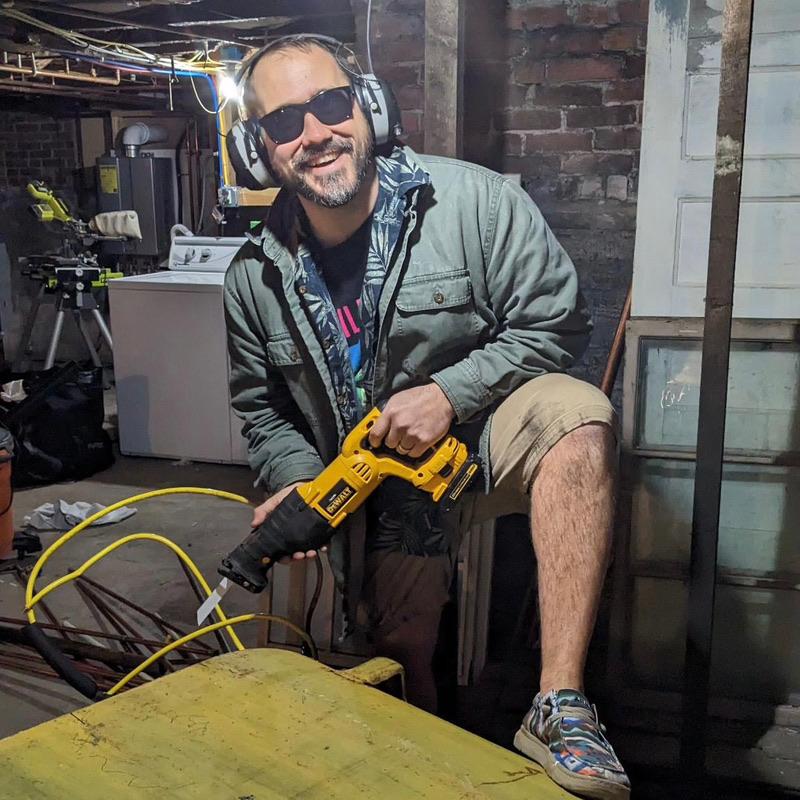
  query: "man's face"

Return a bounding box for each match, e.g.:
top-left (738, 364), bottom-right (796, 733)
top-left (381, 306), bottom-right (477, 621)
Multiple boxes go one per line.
top-left (249, 46), bottom-right (374, 208)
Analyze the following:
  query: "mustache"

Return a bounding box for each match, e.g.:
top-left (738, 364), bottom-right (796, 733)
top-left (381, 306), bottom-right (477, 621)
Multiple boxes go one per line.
top-left (293, 139), bottom-right (354, 170)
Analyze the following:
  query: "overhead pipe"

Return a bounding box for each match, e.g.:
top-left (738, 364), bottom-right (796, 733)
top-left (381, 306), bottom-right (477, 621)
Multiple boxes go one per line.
top-left (0, 80), bottom-right (159, 108)
top-left (0, 52), bottom-right (121, 85)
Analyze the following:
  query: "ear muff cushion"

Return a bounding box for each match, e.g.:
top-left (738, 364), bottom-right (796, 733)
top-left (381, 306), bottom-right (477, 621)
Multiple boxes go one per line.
top-left (352, 75), bottom-right (403, 146)
top-left (375, 78), bottom-right (402, 140)
top-left (226, 119), bottom-right (276, 189)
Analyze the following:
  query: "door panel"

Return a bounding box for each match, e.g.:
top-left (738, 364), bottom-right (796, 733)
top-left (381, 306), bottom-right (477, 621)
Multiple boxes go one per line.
top-left (633, 0), bottom-right (800, 317)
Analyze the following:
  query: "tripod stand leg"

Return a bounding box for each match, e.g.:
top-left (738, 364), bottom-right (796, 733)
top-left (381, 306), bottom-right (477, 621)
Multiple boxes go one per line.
top-left (44, 307), bottom-right (66, 371)
top-left (75, 311), bottom-right (102, 368)
top-left (13, 283), bottom-right (46, 372)
top-left (91, 308), bottom-right (113, 351)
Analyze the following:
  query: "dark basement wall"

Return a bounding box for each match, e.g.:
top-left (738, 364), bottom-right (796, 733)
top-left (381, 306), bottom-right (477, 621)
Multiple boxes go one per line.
top-left (0, 111), bottom-right (83, 364)
top-left (352, 0), bottom-right (426, 153)
top-left (464, 0), bottom-right (648, 392)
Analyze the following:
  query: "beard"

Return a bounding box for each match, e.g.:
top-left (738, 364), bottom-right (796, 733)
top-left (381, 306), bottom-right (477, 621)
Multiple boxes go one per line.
top-left (274, 130), bottom-right (374, 209)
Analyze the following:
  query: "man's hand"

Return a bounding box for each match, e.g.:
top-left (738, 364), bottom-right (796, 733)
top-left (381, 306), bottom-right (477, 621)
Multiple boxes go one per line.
top-left (251, 481), bottom-right (326, 564)
top-left (368, 383), bottom-right (455, 458)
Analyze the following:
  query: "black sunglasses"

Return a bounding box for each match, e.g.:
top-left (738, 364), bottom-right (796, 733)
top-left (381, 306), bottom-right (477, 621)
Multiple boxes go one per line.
top-left (258, 85), bottom-right (355, 145)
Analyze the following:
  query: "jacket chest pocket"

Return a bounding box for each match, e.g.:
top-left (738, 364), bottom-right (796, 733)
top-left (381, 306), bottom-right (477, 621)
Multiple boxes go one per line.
top-left (266, 337), bottom-right (304, 368)
top-left (395, 274), bottom-right (473, 313)
top-left (391, 273), bottom-right (482, 376)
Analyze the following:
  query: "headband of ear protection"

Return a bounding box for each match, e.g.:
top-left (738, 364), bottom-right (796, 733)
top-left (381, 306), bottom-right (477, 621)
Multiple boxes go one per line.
top-left (225, 33), bottom-right (403, 190)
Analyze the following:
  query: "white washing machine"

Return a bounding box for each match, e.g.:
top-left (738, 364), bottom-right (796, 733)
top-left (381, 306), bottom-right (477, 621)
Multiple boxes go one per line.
top-left (108, 237), bottom-right (250, 464)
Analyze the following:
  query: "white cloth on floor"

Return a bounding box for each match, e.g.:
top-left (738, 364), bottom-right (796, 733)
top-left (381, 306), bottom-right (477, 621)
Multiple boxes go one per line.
top-left (1, 380), bottom-right (26, 403)
top-left (25, 500), bottom-right (137, 531)
top-left (90, 210), bottom-right (142, 239)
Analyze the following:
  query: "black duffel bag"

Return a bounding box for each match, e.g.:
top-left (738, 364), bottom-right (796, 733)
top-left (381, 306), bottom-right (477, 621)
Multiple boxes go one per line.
top-left (0, 362), bottom-right (114, 487)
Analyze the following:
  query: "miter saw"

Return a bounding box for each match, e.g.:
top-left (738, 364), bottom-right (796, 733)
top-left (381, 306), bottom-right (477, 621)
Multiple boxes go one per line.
top-left (13, 182), bottom-right (136, 370)
top-left (26, 181), bottom-right (140, 255)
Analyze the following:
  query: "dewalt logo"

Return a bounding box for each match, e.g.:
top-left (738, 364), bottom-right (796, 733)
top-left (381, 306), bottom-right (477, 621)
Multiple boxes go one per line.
top-left (324, 484), bottom-right (355, 516)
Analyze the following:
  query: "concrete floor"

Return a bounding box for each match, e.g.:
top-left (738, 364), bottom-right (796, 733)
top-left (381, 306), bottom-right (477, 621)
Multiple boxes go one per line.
top-left (0, 452), bottom-right (265, 738)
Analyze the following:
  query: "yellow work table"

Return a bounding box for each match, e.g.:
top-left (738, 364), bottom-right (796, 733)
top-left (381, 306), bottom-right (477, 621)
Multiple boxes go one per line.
top-left (0, 649), bottom-right (575, 799)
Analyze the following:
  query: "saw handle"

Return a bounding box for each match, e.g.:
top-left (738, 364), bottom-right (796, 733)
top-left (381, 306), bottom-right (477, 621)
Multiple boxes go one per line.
top-left (218, 488), bottom-right (333, 593)
top-left (360, 436), bottom-right (437, 468)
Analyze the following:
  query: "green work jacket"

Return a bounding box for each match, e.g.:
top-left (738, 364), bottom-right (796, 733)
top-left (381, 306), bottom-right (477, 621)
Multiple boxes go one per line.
top-left (224, 147), bottom-right (591, 498)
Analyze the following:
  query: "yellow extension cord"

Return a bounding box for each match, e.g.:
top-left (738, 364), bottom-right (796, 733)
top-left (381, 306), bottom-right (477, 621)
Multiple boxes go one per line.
top-left (23, 487), bottom-right (317, 694)
top-left (28, 532), bottom-right (247, 652)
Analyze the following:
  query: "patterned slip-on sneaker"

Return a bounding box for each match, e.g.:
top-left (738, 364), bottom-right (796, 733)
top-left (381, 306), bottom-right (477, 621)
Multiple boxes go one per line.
top-left (513, 689), bottom-right (630, 800)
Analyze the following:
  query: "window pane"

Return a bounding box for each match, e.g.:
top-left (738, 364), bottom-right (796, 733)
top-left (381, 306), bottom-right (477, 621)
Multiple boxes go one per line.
top-left (632, 459), bottom-right (800, 574)
top-left (635, 339), bottom-right (800, 454)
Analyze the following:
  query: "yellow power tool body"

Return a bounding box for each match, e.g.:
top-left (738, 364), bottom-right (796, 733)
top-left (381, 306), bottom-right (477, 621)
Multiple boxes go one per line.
top-left (27, 181), bottom-right (75, 224)
top-left (219, 407), bottom-right (480, 593)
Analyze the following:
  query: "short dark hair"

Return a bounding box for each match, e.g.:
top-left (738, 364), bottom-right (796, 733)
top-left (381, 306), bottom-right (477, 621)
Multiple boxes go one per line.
top-left (240, 35), bottom-right (353, 114)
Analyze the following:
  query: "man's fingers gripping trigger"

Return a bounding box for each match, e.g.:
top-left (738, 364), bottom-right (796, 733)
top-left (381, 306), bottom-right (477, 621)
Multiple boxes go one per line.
top-left (368, 412), bottom-right (390, 448)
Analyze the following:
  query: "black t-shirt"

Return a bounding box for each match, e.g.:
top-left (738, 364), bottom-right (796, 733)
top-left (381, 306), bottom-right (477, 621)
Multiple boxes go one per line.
top-left (312, 215), bottom-right (372, 375)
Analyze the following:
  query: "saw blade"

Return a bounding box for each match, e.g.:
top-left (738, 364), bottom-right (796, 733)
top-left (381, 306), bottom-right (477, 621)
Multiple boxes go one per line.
top-left (196, 577), bottom-right (231, 626)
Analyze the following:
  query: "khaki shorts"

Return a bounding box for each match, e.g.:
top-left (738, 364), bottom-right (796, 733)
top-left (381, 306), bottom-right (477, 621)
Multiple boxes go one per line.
top-left (363, 374), bottom-right (617, 639)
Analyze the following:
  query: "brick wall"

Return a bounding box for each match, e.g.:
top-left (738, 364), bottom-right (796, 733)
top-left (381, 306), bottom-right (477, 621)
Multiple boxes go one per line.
top-left (498, 0), bottom-right (646, 211)
top-left (352, 0), bottom-right (426, 152)
top-left (468, 0), bottom-right (649, 393)
top-left (0, 112), bottom-right (79, 191)
top-left (0, 111), bottom-right (81, 363)
top-left (353, 0), bottom-right (648, 392)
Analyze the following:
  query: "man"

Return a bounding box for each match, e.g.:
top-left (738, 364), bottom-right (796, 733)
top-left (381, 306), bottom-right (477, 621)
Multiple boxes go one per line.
top-left (224, 35), bottom-right (630, 800)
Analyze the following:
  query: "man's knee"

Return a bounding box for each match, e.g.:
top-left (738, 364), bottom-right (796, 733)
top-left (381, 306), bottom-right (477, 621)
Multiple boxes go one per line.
top-left (475, 376), bottom-right (618, 520)
top-left (493, 375), bottom-right (617, 490)
top-left (539, 421), bottom-right (616, 472)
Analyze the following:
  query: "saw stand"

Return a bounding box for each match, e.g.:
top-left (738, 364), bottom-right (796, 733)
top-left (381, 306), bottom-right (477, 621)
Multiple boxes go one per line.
top-left (14, 257), bottom-right (115, 371)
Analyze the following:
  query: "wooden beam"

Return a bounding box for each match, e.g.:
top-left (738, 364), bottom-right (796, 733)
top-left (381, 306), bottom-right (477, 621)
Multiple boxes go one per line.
top-left (423, 0), bottom-right (464, 157)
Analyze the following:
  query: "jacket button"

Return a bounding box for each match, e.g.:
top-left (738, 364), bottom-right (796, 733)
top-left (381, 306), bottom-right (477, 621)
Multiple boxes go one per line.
top-left (336, 393), bottom-right (348, 406)
top-left (433, 291), bottom-right (445, 304)
top-left (323, 337), bottom-right (333, 349)
top-left (289, 348), bottom-right (299, 360)
top-left (298, 284), bottom-right (307, 295)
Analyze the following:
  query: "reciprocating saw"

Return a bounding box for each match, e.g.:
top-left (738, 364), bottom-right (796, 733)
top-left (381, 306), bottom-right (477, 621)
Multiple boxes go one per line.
top-left (218, 407), bottom-right (480, 594)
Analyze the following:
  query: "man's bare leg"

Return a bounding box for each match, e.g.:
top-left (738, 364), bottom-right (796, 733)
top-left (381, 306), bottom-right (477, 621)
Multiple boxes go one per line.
top-left (530, 422), bottom-right (616, 694)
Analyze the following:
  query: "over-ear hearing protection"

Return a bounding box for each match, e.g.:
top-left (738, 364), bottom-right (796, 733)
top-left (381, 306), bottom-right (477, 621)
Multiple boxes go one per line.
top-left (225, 34), bottom-right (403, 190)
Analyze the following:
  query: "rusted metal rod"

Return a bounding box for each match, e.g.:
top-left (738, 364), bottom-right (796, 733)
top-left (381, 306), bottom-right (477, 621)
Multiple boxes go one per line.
top-left (77, 574), bottom-right (215, 651)
top-left (0, 617), bottom-right (213, 656)
top-left (38, 599), bottom-right (74, 642)
top-left (0, 652), bottom-right (138, 685)
top-left (75, 580), bottom-right (151, 656)
top-left (74, 581), bottom-right (143, 656)
top-left (600, 285), bottom-right (632, 398)
top-left (0, 624), bottom-right (161, 674)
